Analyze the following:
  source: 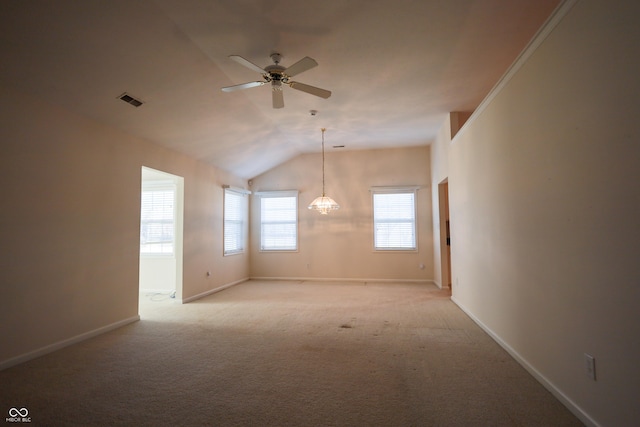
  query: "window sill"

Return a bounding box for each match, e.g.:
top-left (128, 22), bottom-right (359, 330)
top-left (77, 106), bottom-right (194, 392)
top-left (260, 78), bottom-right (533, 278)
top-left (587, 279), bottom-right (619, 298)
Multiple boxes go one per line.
top-left (223, 251), bottom-right (245, 257)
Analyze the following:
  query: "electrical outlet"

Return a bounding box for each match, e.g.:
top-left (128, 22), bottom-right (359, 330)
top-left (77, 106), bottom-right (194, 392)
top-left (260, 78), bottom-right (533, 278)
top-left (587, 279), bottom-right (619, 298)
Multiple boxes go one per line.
top-left (584, 353), bottom-right (596, 381)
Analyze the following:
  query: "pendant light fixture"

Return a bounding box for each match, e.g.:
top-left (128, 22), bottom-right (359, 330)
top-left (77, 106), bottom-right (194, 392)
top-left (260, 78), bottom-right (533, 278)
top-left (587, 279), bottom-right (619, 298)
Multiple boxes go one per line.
top-left (308, 128), bottom-right (340, 214)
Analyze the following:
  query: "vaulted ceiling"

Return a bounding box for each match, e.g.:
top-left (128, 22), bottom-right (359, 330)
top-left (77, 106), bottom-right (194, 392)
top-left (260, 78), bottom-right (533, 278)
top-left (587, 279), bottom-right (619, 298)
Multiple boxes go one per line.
top-left (0, 0), bottom-right (561, 178)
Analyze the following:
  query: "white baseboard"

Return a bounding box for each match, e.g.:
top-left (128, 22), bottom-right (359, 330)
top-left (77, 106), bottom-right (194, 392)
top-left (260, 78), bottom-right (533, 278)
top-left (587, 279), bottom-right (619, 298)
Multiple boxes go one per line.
top-left (0, 315), bottom-right (140, 371)
top-left (181, 277), bottom-right (249, 303)
top-left (451, 296), bottom-right (600, 427)
top-left (250, 276), bottom-right (434, 285)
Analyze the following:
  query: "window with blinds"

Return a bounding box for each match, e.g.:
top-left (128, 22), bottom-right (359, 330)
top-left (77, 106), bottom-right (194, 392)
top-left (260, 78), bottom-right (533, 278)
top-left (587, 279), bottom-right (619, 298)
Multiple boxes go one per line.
top-left (224, 188), bottom-right (247, 255)
top-left (140, 183), bottom-right (175, 255)
top-left (259, 192), bottom-right (298, 251)
top-left (372, 188), bottom-right (417, 250)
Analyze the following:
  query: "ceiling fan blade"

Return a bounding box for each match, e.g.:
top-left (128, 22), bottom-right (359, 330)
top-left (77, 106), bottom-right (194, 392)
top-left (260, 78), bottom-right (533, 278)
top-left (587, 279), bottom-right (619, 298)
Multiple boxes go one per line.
top-left (288, 81), bottom-right (332, 99)
top-left (228, 55), bottom-right (266, 74)
top-left (272, 89), bottom-right (284, 109)
top-left (221, 81), bottom-right (265, 92)
top-left (283, 56), bottom-right (318, 77)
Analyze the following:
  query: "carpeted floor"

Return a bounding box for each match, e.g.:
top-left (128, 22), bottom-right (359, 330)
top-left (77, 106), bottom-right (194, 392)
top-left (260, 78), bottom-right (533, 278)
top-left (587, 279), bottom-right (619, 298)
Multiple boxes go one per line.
top-left (0, 280), bottom-right (583, 426)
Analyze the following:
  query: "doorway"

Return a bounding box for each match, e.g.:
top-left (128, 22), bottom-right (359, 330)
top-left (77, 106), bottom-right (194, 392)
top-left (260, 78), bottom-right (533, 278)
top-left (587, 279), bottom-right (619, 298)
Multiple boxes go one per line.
top-left (438, 179), bottom-right (452, 289)
top-left (139, 167), bottom-right (184, 310)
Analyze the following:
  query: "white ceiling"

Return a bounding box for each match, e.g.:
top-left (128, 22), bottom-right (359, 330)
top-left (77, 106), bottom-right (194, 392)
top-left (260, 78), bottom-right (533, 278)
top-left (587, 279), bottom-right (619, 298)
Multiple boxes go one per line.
top-left (0, 0), bottom-right (561, 179)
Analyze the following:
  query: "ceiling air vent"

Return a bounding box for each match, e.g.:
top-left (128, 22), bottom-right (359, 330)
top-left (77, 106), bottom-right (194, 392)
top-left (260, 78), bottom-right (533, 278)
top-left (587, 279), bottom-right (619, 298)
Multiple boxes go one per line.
top-left (118, 92), bottom-right (144, 107)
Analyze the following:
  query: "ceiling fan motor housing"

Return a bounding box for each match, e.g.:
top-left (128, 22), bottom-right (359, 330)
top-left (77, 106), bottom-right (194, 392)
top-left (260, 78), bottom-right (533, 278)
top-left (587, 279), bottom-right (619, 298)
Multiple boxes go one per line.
top-left (264, 64), bottom-right (287, 84)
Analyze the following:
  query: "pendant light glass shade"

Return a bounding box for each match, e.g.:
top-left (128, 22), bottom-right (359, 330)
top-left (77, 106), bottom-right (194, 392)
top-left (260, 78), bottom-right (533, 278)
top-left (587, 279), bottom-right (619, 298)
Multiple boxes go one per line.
top-left (308, 128), bottom-right (340, 214)
top-left (308, 194), bottom-right (340, 215)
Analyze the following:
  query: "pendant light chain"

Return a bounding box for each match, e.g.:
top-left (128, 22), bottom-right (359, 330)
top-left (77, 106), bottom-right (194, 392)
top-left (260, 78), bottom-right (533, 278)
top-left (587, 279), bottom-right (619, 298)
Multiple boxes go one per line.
top-left (307, 127), bottom-right (339, 214)
top-left (321, 127), bottom-right (326, 196)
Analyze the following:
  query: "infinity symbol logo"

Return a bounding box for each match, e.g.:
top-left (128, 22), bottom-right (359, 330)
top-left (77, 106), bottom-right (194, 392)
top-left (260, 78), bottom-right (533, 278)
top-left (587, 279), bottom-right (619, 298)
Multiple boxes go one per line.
top-left (8, 407), bottom-right (28, 417)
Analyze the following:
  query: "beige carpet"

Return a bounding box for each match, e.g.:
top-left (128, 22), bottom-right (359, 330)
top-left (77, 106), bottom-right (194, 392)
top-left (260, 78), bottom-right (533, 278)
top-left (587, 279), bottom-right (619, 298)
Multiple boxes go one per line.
top-left (0, 280), bottom-right (583, 426)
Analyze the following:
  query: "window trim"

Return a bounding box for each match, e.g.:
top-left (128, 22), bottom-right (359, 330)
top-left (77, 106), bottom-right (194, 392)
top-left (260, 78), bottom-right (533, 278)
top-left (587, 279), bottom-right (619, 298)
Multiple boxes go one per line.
top-left (255, 190), bottom-right (299, 252)
top-left (140, 180), bottom-right (176, 258)
top-left (223, 186), bottom-right (250, 256)
top-left (371, 186), bottom-right (419, 252)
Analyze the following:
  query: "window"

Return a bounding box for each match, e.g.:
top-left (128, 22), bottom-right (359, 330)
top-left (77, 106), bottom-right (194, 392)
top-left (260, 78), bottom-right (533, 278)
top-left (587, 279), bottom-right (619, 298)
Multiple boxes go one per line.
top-left (372, 187), bottom-right (418, 251)
top-left (224, 187), bottom-right (248, 255)
top-left (140, 182), bottom-right (175, 255)
top-left (258, 191), bottom-right (298, 251)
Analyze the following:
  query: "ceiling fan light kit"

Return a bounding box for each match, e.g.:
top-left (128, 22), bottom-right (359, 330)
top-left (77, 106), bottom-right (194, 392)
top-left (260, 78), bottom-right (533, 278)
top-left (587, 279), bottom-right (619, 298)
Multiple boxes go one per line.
top-left (221, 53), bottom-right (331, 109)
top-left (308, 128), bottom-right (340, 215)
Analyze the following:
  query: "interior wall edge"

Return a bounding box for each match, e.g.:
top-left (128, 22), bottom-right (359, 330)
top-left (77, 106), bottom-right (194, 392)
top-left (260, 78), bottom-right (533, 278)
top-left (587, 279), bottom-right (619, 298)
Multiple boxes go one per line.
top-left (451, 0), bottom-right (579, 144)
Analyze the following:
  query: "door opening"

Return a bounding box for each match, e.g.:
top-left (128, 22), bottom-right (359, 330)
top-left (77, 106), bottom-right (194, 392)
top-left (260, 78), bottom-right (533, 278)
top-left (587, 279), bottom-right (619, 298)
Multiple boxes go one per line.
top-left (139, 167), bottom-right (184, 312)
top-left (438, 179), bottom-right (452, 290)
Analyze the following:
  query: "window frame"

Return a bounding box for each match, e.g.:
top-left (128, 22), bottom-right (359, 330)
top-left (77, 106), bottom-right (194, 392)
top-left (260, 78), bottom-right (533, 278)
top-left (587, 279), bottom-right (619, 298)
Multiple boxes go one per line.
top-left (140, 181), bottom-right (176, 257)
top-left (223, 186), bottom-right (250, 256)
top-left (256, 190), bottom-right (299, 252)
top-left (371, 186), bottom-right (419, 252)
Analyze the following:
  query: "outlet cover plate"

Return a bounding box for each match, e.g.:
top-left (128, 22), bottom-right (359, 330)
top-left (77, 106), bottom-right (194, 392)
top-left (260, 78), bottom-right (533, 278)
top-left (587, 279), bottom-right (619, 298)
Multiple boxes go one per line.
top-left (584, 353), bottom-right (596, 381)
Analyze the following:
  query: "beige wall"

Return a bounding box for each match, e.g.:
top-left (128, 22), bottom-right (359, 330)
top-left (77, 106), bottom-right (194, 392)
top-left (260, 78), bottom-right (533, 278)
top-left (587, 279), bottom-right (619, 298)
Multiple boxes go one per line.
top-left (436, 1), bottom-right (640, 426)
top-left (249, 146), bottom-right (433, 282)
top-left (0, 86), bottom-right (249, 367)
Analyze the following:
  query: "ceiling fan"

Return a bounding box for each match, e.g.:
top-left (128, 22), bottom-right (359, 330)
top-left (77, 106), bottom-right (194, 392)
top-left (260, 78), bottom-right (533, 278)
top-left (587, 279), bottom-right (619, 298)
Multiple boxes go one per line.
top-left (221, 53), bottom-right (331, 109)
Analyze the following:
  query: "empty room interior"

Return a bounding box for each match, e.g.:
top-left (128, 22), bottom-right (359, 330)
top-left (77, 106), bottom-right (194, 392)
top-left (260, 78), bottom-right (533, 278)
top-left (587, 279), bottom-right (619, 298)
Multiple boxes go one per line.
top-left (1, 1), bottom-right (638, 426)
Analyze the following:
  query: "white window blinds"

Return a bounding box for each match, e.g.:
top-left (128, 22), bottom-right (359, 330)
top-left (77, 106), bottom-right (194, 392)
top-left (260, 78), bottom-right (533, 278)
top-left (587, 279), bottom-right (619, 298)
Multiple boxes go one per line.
top-left (224, 188), bottom-right (247, 255)
top-left (372, 189), bottom-right (417, 250)
top-left (140, 183), bottom-right (175, 255)
top-left (259, 192), bottom-right (298, 251)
